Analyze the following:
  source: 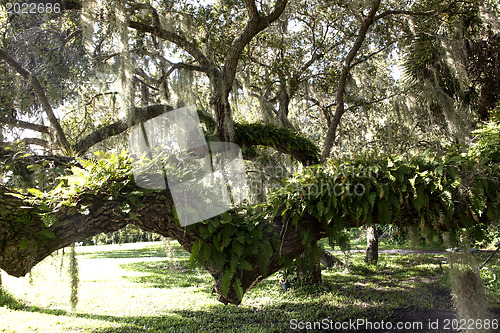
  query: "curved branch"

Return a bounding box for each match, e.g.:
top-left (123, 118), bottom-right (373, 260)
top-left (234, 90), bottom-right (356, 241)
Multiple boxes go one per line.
top-left (234, 123), bottom-right (320, 165)
top-left (73, 104), bottom-right (173, 155)
top-left (0, 138), bottom-right (49, 149)
top-left (321, 0), bottom-right (381, 160)
top-left (0, 180), bottom-right (324, 305)
top-left (0, 49), bottom-right (70, 151)
top-left (223, 0), bottom-right (288, 92)
top-left (163, 62), bottom-right (214, 77)
top-left (128, 21), bottom-right (212, 69)
top-left (0, 115), bottom-right (50, 134)
top-left (0, 184), bottom-right (132, 277)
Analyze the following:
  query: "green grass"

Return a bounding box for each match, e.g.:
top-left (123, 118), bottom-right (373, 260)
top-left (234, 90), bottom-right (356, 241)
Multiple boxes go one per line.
top-left (1, 241), bottom-right (499, 332)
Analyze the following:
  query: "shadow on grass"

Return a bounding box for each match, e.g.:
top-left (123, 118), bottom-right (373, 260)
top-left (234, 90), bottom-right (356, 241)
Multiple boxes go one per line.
top-left (80, 248), bottom-right (166, 259)
top-left (0, 287), bottom-right (67, 316)
top-left (78, 242), bottom-right (190, 260)
top-left (119, 259), bottom-right (211, 289)
top-left (2, 253), bottom-right (498, 332)
top-left (1, 285), bottom-right (384, 333)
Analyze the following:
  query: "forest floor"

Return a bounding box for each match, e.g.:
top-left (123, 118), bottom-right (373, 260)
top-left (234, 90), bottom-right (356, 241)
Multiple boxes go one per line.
top-left (0, 240), bottom-right (499, 332)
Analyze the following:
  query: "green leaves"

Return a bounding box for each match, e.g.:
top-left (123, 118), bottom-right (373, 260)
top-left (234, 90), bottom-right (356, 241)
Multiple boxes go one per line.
top-left (19, 237), bottom-right (33, 251)
top-left (376, 199), bottom-right (393, 224)
top-left (221, 270), bottom-right (234, 296)
top-left (270, 152), bottom-right (499, 247)
top-left (189, 207), bottom-right (275, 302)
top-left (469, 121), bottom-right (500, 163)
top-left (38, 229), bottom-right (56, 240)
top-left (232, 278), bottom-right (244, 301)
top-left (48, 151), bottom-right (132, 206)
top-left (186, 151), bottom-right (500, 303)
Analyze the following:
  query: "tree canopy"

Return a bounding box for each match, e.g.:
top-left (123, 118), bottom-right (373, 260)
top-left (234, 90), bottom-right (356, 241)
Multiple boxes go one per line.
top-left (0, 0), bottom-right (499, 305)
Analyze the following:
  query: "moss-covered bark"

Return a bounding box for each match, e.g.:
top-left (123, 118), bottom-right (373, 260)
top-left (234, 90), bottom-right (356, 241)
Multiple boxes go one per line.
top-left (1, 151), bottom-right (499, 305)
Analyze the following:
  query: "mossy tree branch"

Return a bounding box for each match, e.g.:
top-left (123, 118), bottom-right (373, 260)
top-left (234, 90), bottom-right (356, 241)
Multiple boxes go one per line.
top-left (1, 151), bottom-right (498, 305)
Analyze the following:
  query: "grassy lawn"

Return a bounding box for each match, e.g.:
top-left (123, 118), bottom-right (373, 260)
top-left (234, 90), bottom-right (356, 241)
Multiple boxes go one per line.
top-left (1, 240), bottom-right (499, 332)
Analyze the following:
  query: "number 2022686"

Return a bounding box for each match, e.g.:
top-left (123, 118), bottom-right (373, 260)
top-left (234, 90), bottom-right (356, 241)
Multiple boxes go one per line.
top-left (5, 2), bottom-right (61, 14)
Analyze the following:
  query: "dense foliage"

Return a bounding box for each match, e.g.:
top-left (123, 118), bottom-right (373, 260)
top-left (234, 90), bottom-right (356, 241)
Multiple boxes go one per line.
top-left (187, 134), bottom-right (500, 300)
top-left (1, 0), bottom-right (499, 307)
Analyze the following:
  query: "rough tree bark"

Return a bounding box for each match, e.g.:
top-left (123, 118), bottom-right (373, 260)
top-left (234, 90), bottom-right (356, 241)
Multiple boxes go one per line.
top-left (129, 0), bottom-right (288, 142)
top-left (0, 180), bottom-right (326, 305)
top-left (321, 0), bottom-right (381, 159)
top-left (365, 222), bottom-right (379, 264)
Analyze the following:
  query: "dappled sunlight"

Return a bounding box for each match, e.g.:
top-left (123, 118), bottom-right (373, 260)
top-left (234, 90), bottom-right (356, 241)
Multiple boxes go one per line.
top-left (1, 242), bottom-right (499, 332)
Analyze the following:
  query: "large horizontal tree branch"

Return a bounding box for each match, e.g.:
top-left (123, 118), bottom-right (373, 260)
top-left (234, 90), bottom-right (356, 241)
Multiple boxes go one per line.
top-left (72, 102), bottom-right (320, 164)
top-left (0, 184), bottom-right (131, 277)
top-left (11, 138), bottom-right (49, 148)
top-left (1, 151), bottom-right (498, 305)
top-left (0, 115), bottom-right (50, 134)
top-left (72, 104), bottom-right (173, 155)
top-left (0, 147), bottom-right (81, 167)
top-left (234, 123), bottom-right (320, 165)
top-left (0, 179), bottom-right (324, 305)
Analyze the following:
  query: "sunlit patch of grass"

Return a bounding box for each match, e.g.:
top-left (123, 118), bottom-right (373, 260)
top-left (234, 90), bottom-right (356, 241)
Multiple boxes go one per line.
top-left (120, 259), bottom-right (211, 289)
top-left (77, 242), bottom-right (186, 259)
top-left (1, 242), bottom-right (499, 332)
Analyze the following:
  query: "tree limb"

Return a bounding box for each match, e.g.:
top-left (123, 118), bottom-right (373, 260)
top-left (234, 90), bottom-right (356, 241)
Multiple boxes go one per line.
top-left (0, 49), bottom-right (70, 151)
top-left (223, 0), bottom-right (288, 92)
top-left (0, 181), bottom-right (324, 305)
top-left (0, 138), bottom-right (49, 148)
top-left (244, 0), bottom-right (260, 19)
top-left (321, 0), bottom-right (381, 160)
top-left (0, 115), bottom-right (50, 134)
top-left (128, 21), bottom-right (212, 70)
top-left (234, 123), bottom-right (320, 165)
top-left (350, 40), bottom-right (398, 69)
top-left (72, 104), bottom-right (173, 155)
top-left (163, 62), bottom-right (214, 78)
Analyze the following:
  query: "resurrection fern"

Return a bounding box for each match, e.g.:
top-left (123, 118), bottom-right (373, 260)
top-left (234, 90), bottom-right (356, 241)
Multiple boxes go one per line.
top-left (234, 123), bottom-right (321, 162)
top-left (40, 151), bottom-right (134, 207)
top-left (4, 140), bottom-right (499, 303)
top-left (188, 207), bottom-right (279, 300)
top-left (189, 150), bottom-right (500, 301)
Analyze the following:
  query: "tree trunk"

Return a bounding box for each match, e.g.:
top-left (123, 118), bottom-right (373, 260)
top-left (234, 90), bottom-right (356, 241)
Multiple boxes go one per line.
top-left (277, 89), bottom-right (295, 131)
top-left (0, 182), bottom-right (327, 305)
top-left (321, 0), bottom-right (381, 160)
top-left (210, 71), bottom-right (235, 142)
top-left (365, 223), bottom-right (379, 264)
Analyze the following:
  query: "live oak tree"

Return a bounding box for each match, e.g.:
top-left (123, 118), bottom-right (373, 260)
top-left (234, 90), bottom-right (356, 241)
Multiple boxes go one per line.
top-left (1, 0), bottom-right (499, 306)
